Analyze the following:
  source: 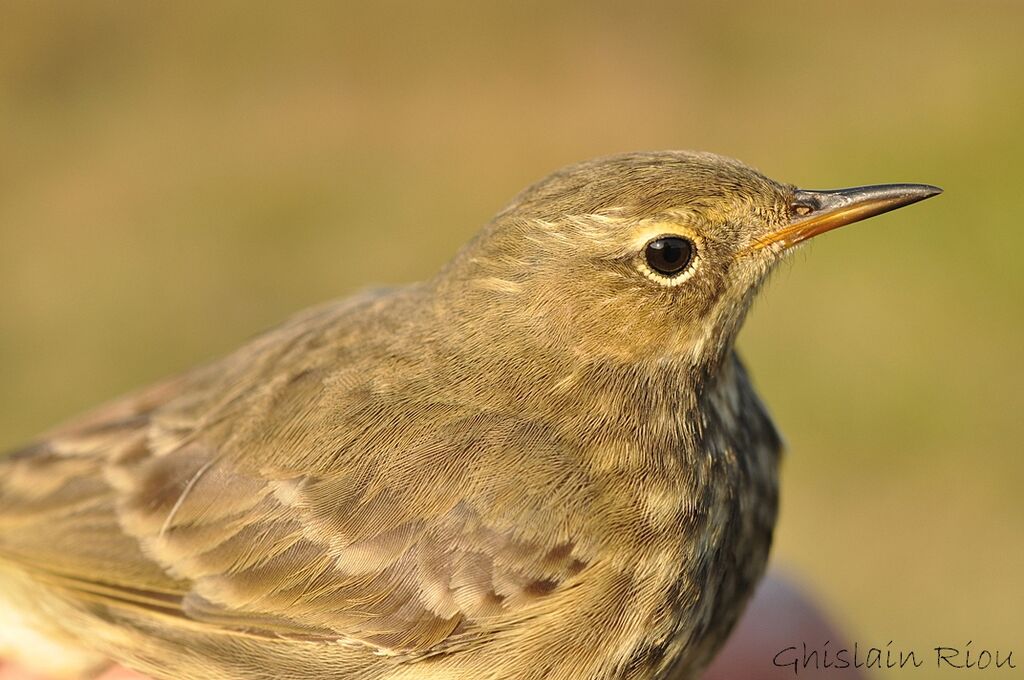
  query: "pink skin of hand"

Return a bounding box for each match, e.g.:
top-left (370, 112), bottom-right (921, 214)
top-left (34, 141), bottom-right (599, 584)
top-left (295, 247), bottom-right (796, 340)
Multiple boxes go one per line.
top-left (703, 572), bottom-right (866, 680)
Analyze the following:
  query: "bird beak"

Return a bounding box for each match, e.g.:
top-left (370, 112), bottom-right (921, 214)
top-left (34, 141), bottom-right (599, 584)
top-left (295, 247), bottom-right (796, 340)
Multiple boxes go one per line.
top-left (747, 183), bottom-right (942, 252)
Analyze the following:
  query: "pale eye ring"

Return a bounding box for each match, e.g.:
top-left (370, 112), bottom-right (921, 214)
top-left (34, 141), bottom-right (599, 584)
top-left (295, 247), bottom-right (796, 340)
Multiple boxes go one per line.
top-left (644, 236), bottom-right (695, 277)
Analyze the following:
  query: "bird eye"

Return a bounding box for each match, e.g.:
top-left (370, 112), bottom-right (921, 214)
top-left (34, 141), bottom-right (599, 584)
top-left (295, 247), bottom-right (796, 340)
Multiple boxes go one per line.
top-left (644, 236), bottom-right (694, 277)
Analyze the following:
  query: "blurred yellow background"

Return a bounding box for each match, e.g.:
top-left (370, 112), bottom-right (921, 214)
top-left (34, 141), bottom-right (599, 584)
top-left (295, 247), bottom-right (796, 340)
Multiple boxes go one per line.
top-left (1, 2), bottom-right (1021, 676)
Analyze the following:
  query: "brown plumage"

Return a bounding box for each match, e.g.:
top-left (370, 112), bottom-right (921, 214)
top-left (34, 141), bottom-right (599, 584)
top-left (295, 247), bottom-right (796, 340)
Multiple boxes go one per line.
top-left (0, 151), bottom-right (939, 679)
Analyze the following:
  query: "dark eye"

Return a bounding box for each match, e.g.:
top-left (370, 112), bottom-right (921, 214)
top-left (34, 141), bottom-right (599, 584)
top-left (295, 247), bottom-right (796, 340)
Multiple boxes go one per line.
top-left (644, 236), bottom-right (694, 276)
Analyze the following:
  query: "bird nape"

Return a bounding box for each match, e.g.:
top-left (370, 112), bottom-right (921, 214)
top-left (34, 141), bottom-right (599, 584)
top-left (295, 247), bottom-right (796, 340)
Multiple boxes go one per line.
top-left (0, 151), bottom-right (939, 680)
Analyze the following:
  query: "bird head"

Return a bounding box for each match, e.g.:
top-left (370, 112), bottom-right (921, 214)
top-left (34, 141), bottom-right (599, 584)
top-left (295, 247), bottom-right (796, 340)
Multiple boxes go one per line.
top-left (437, 151), bottom-right (939, 378)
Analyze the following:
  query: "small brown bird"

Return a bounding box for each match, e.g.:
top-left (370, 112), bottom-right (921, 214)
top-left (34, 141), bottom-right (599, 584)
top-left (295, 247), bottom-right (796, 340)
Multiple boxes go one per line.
top-left (0, 151), bottom-right (938, 680)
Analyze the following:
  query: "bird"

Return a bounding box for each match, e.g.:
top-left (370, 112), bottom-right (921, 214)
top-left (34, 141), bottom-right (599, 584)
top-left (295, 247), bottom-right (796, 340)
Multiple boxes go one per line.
top-left (0, 151), bottom-right (939, 680)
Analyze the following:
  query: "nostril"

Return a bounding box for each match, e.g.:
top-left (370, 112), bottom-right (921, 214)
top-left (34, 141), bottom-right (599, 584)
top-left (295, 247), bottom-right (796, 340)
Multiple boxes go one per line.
top-left (791, 193), bottom-right (821, 217)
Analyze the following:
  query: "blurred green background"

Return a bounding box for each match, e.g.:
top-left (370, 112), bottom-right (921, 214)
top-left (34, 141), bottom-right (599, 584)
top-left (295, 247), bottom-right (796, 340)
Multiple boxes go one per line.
top-left (1, 2), bottom-right (1021, 676)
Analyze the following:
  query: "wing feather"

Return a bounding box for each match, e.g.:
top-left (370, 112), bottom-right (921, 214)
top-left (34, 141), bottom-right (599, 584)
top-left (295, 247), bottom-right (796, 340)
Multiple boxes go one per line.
top-left (0, 292), bottom-right (591, 657)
